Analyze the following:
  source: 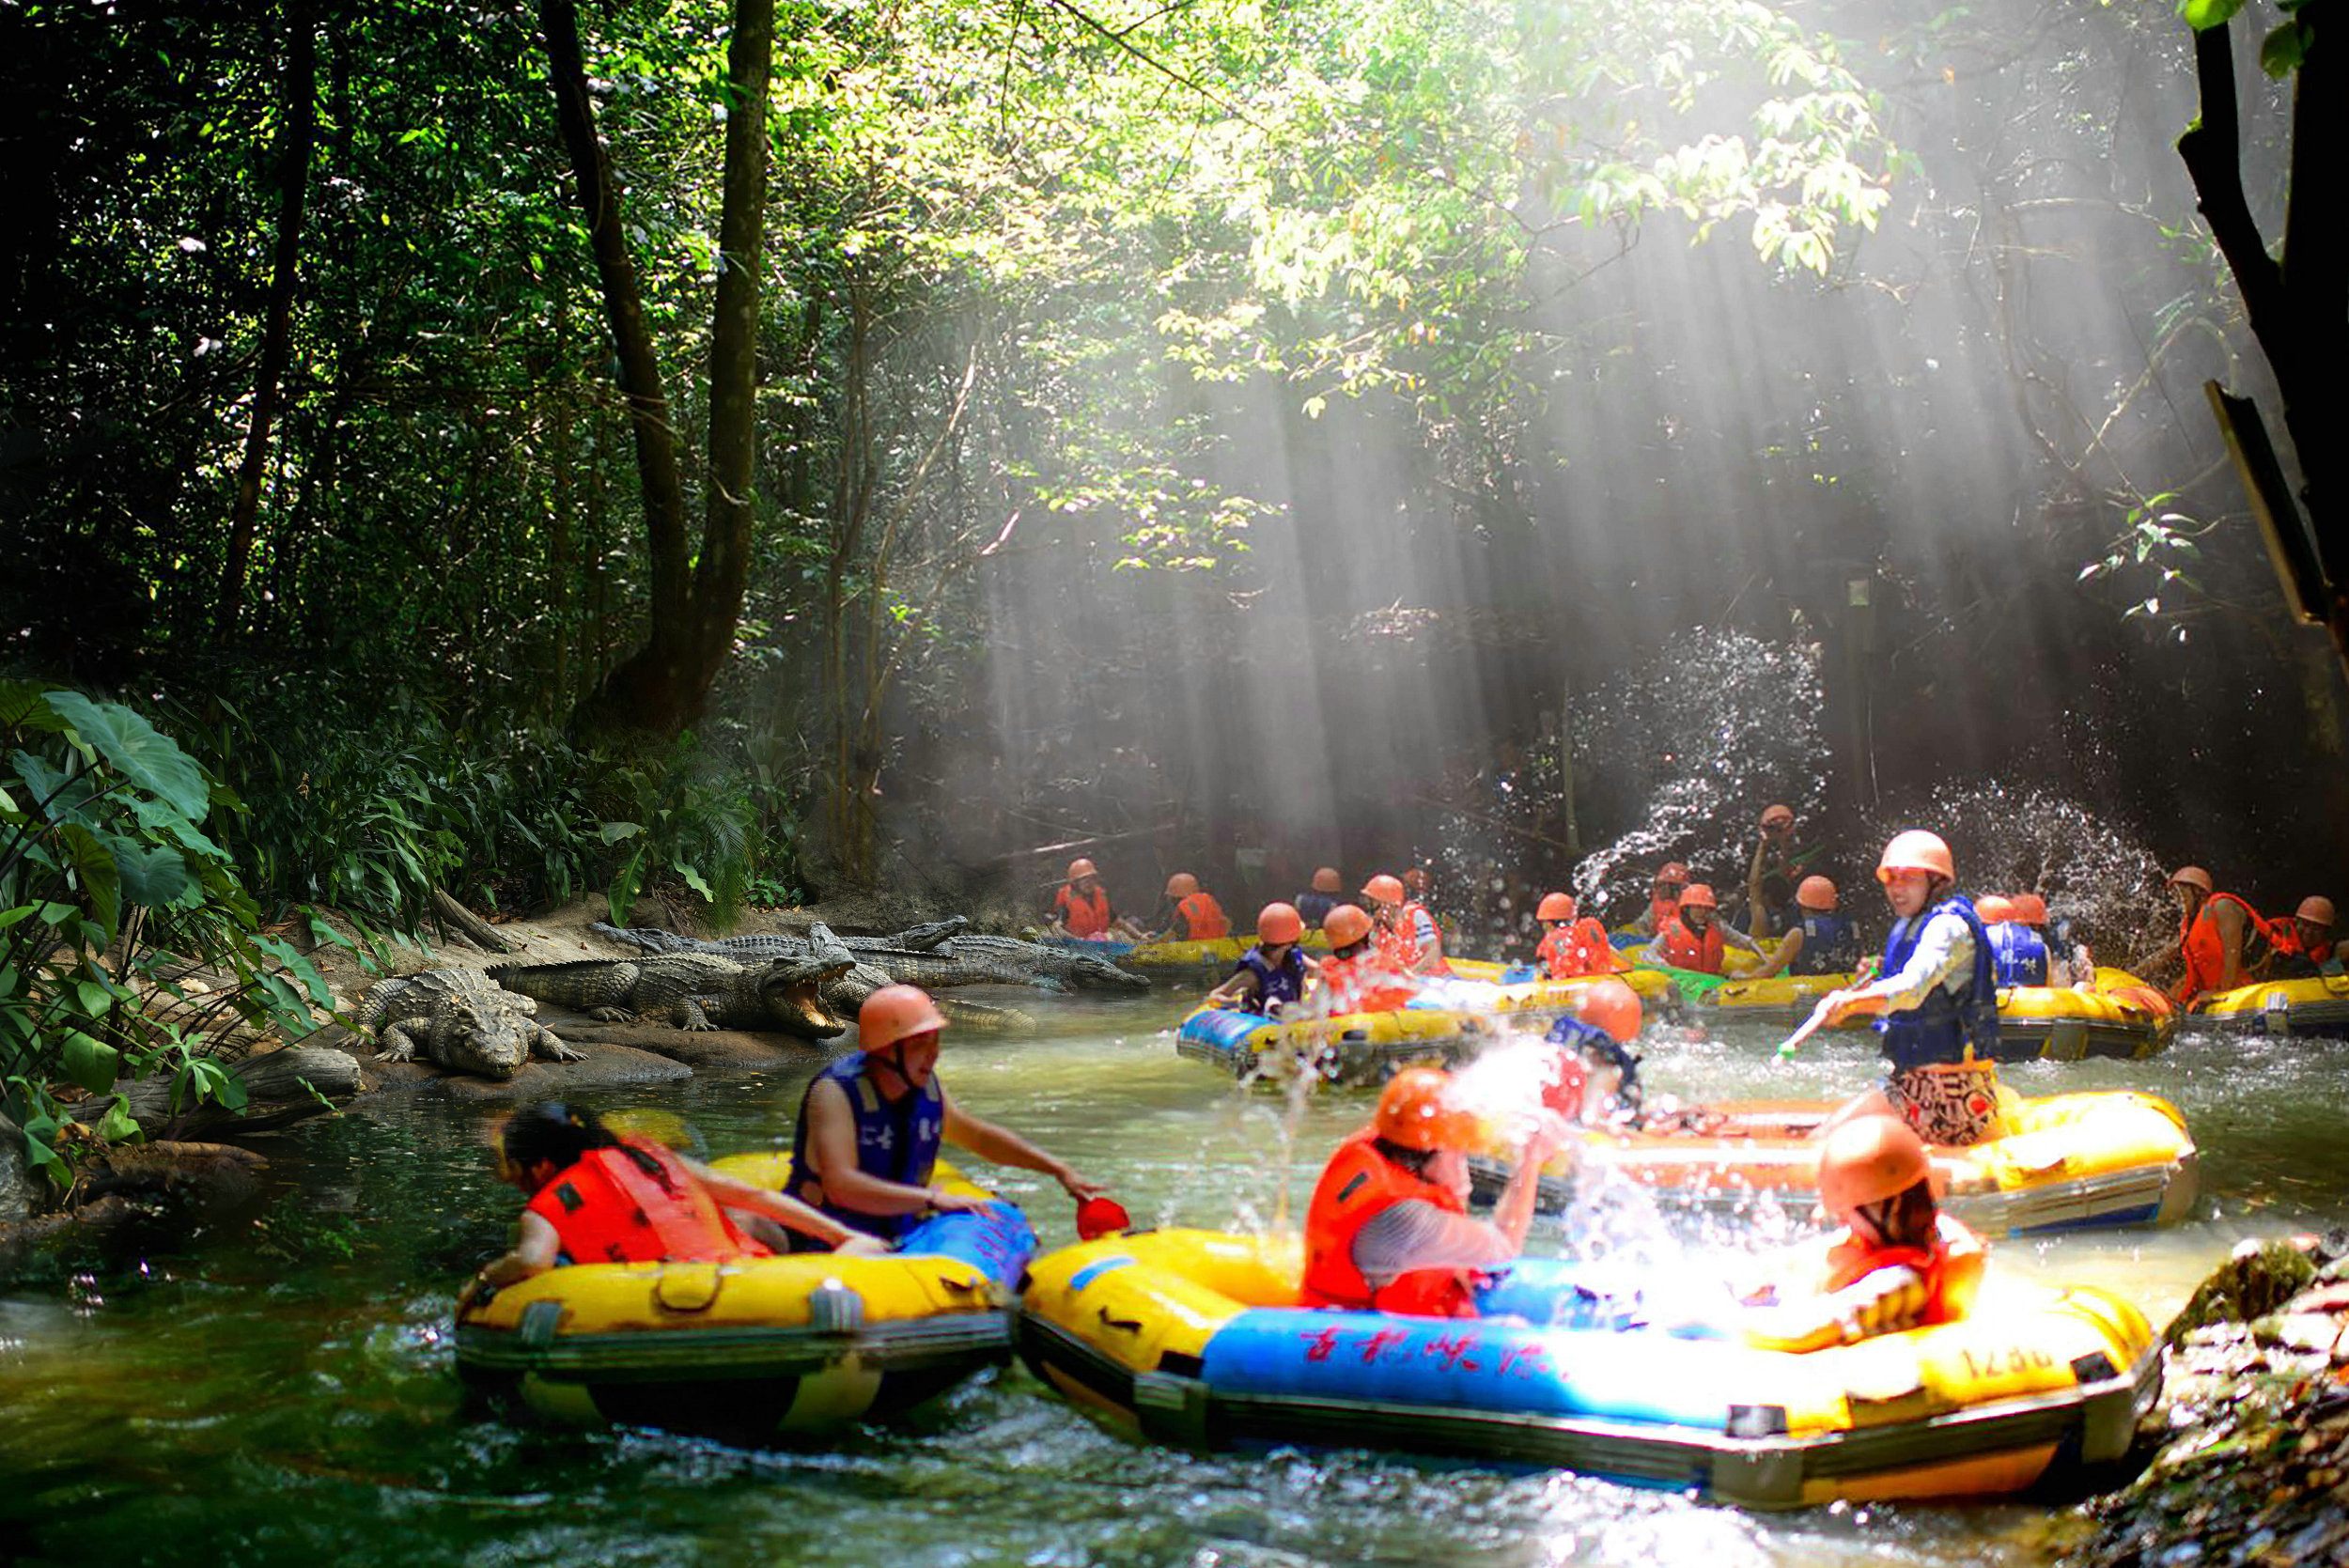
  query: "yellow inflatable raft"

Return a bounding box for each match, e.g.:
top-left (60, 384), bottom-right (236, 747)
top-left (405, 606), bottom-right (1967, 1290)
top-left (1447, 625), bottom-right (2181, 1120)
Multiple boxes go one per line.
top-left (1018, 1228), bottom-right (2157, 1508)
top-left (1694, 968), bottom-right (2175, 1062)
top-left (454, 1157), bottom-right (1035, 1438)
top-left (2191, 972), bottom-right (2349, 1037)
top-left (1125, 932), bottom-right (1334, 970)
top-left (1474, 1086), bottom-right (2197, 1236)
top-left (1174, 1004), bottom-right (1489, 1083)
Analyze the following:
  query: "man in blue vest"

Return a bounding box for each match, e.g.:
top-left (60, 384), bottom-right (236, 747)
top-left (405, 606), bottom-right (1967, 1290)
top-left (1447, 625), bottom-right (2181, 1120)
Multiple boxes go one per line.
top-left (1811, 831), bottom-right (2002, 1147)
top-left (784, 985), bottom-right (1101, 1245)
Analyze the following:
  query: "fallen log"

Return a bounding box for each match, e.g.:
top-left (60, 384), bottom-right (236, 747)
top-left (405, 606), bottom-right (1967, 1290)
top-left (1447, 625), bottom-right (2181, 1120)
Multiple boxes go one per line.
top-left (432, 886), bottom-right (516, 955)
top-left (74, 1044), bottom-right (366, 1140)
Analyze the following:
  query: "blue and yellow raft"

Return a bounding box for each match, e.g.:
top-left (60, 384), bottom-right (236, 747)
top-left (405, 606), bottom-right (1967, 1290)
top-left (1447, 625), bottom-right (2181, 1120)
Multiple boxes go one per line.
top-left (2191, 972), bottom-right (2349, 1037)
top-left (1018, 1228), bottom-right (2157, 1508)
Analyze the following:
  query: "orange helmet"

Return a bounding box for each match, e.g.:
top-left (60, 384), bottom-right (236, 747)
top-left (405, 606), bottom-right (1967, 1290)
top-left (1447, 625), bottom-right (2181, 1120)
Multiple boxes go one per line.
top-left (1677, 882), bottom-right (1717, 910)
top-left (1972, 894), bottom-right (2016, 924)
top-left (1576, 977), bottom-right (1642, 1044)
top-left (1312, 866), bottom-right (1342, 893)
top-left (1323, 903), bottom-right (1373, 946)
top-left (2297, 895), bottom-right (2337, 928)
top-left (1165, 872), bottom-right (1199, 899)
top-left (1373, 1066), bottom-right (1480, 1152)
top-left (1257, 902), bottom-right (1304, 944)
top-left (2008, 893), bottom-right (2049, 926)
top-left (1067, 858), bottom-right (1099, 882)
top-left (1796, 875), bottom-right (1838, 911)
top-left (859, 985), bottom-right (946, 1051)
top-left (1536, 891), bottom-right (1577, 923)
top-left (1361, 874), bottom-right (1407, 906)
top-left (1655, 862), bottom-right (1689, 885)
top-left (2169, 865), bottom-right (2213, 893)
top-left (1760, 803), bottom-right (1795, 830)
top-left (1816, 1114), bottom-right (1932, 1216)
top-left (1877, 831), bottom-right (1954, 883)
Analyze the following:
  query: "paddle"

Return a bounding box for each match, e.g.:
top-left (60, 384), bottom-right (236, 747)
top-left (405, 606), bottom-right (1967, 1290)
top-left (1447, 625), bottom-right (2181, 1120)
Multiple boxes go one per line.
top-left (1774, 994), bottom-right (1840, 1060)
top-left (1075, 1195), bottom-right (1132, 1240)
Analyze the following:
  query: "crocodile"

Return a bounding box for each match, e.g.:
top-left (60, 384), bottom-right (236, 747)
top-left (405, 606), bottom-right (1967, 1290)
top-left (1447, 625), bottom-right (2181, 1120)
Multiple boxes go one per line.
top-left (356, 968), bottom-right (585, 1080)
top-left (588, 920), bottom-right (1151, 995)
top-left (487, 947), bottom-right (851, 1037)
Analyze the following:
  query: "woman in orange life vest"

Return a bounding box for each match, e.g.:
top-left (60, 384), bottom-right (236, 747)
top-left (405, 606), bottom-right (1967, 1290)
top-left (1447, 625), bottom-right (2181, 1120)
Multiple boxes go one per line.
top-left (1533, 891), bottom-right (1625, 979)
top-left (1299, 1066), bottom-right (1566, 1317)
top-left (465, 1102), bottom-right (888, 1301)
top-left (1151, 872), bottom-right (1231, 942)
top-left (1362, 872), bottom-right (1450, 975)
top-left (1046, 858), bottom-right (1147, 942)
top-left (2136, 865), bottom-right (2275, 1004)
top-left (2271, 895), bottom-right (2349, 978)
top-left (1740, 1114), bottom-right (1985, 1352)
top-left (1627, 862), bottom-right (1690, 939)
top-left (1304, 903), bottom-right (1421, 1015)
top-left (1645, 882), bottom-right (1770, 976)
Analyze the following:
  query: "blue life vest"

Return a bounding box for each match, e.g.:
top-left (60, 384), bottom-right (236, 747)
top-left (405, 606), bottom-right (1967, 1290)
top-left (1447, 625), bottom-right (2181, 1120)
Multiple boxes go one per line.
top-left (1234, 942), bottom-right (1311, 1012)
top-left (1875, 895), bottom-right (2000, 1073)
top-left (1984, 923), bottom-right (2049, 986)
top-left (1789, 910), bottom-right (1859, 975)
top-left (1543, 1016), bottom-right (1641, 1109)
top-left (1296, 891), bottom-right (1338, 929)
top-left (785, 1052), bottom-right (944, 1240)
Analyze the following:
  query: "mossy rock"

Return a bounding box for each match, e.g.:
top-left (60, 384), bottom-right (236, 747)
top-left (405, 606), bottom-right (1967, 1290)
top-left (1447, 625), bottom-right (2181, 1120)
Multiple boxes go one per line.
top-left (2165, 1239), bottom-right (2318, 1347)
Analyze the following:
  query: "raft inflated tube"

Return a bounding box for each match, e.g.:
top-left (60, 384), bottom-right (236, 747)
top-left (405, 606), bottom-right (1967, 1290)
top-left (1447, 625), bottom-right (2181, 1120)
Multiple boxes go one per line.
top-left (455, 1158), bottom-right (1036, 1438)
top-left (1472, 1086), bottom-right (2198, 1237)
top-left (1697, 967), bottom-right (2177, 1063)
top-left (2191, 972), bottom-right (2349, 1038)
top-left (1128, 933), bottom-right (1334, 969)
top-left (1174, 1004), bottom-right (1486, 1084)
top-left (1016, 1229), bottom-right (2157, 1508)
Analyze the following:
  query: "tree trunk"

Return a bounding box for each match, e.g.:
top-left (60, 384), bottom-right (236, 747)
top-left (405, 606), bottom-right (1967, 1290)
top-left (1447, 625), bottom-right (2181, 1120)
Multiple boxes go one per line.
top-left (215, 0), bottom-right (315, 644)
top-left (549, 0), bottom-right (773, 744)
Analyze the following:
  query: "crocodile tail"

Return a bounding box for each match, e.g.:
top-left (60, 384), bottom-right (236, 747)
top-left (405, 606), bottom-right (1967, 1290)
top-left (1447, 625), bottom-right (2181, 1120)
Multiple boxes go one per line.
top-left (589, 922), bottom-right (693, 954)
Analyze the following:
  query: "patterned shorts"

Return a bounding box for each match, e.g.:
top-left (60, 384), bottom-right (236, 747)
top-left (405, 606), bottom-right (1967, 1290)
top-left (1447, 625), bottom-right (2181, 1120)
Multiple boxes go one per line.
top-left (1885, 1059), bottom-right (2001, 1147)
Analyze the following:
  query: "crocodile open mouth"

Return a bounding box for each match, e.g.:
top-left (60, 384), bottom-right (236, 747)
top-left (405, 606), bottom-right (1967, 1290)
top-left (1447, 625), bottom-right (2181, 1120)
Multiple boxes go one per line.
top-left (766, 962), bottom-right (851, 1039)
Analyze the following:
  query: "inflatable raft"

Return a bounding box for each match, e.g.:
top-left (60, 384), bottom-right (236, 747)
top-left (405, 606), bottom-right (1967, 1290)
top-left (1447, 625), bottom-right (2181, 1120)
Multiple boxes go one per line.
top-left (455, 1157), bottom-right (1036, 1438)
top-left (1124, 932), bottom-right (1334, 970)
top-left (1174, 1003), bottom-right (1489, 1083)
top-left (2191, 972), bottom-right (2349, 1037)
top-left (1695, 968), bottom-right (2176, 1062)
top-left (1471, 1088), bottom-right (2197, 1237)
top-left (1017, 1228), bottom-right (2158, 1508)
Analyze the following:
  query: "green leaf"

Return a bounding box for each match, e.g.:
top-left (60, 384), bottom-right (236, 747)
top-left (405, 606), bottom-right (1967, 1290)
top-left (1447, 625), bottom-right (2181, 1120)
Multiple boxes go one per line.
top-left (0, 683), bottom-right (70, 733)
top-left (674, 861), bottom-right (715, 901)
top-left (94, 1094), bottom-right (145, 1142)
top-left (62, 1030), bottom-right (120, 1094)
top-left (44, 692), bottom-right (212, 820)
top-left (55, 823), bottom-right (123, 945)
top-left (101, 831), bottom-right (198, 910)
top-left (2259, 18), bottom-right (2308, 76)
top-left (0, 906), bottom-right (40, 931)
top-left (599, 820), bottom-right (645, 844)
top-left (2178, 0), bottom-right (2246, 28)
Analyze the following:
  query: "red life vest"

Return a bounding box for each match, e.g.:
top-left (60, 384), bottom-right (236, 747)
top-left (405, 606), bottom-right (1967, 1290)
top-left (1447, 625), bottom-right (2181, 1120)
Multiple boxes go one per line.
top-left (1055, 882), bottom-right (1113, 939)
top-left (1820, 1211), bottom-right (1985, 1328)
top-left (1648, 895), bottom-right (1680, 932)
top-left (1317, 951), bottom-right (1418, 1014)
top-left (1399, 901), bottom-right (1452, 975)
top-left (2174, 891), bottom-right (2270, 1002)
top-left (1299, 1128), bottom-right (1477, 1318)
top-left (525, 1140), bottom-right (770, 1265)
top-left (1175, 892), bottom-right (1230, 940)
top-left (1657, 912), bottom-right (1725, 974)
top-left (1373, 911), bottom-right (1423, 971)
top-left (1538, 917), bottom-right (1620, 979)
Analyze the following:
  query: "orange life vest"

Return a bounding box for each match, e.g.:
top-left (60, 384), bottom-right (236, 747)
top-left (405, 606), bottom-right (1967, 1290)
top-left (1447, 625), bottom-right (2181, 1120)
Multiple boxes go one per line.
top-left (525, 1139), bottom-right (770, 1266)
top-left (1373, 912), bottom-right (1423, 971)
top-left (1820, 1211), bottom-right (1985, 1329)
top-left (1316, 951), bottom-right (1419, 1014)
top-left (1175, 892), bottom-right (1230, 940)
top-left (1538, 917), bottom-right (1621, 979)
top-left (1657, 912), bottom-right (1725, 974)
top-left (1055, 882), bottom-right (1113, 939)
top-left (1399, 900), bottom-right (1452, 975)
top-left (2174, 891), bottom-right (2270, 1001)
top-left (1648, 895), bottom-right (1680, 932)
top-left (1299, 1128), bottom-right (1477, 1318)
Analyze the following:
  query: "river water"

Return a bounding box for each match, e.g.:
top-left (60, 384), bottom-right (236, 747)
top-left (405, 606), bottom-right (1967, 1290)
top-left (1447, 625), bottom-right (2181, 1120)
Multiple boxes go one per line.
top-left (1, 991), bottom-right (2336, 1568)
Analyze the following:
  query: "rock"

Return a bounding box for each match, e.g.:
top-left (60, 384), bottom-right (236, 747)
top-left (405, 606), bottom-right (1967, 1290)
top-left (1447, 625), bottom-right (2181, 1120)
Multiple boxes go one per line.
top-left (2164, 1239), bottom-right (2318, 1347)
top-left (0, 1111), bottom-right (30, 1224)
top-left (545, 1020), bottom-right (839, 1073)
top-left (350, 1040), bottom-right (692, 1103)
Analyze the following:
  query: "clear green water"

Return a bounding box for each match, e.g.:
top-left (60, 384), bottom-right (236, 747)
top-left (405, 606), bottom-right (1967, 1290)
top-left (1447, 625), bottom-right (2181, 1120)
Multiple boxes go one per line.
top-left (3, 992), bottom-right (2336, 1568)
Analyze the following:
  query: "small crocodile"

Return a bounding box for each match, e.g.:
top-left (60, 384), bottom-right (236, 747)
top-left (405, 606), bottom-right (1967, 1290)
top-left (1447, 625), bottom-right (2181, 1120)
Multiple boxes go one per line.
top-left (357, 968), bottom-right (585, 1080)
top-left (589, 920), bottom-right (1151, 994)
top-left (488, 948), bottom-right (850, 1037)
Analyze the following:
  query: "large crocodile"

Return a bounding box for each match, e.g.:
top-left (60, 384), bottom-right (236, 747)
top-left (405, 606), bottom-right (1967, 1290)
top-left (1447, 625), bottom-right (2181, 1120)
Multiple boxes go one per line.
top-left (357, 968), bottom-right (585, 1079)
top-left (588, 920), bottom-right (1150, 995)
top-left (488, 946), bottom-right (851, 1037)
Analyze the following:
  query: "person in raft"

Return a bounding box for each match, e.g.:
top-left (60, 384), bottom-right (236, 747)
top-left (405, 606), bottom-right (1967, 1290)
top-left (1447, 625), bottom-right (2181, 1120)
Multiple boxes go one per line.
top-left (1045, 857), bottom-right (1147, 943)
top-left (1646, 881), bottom-right (1773, 976)
top-left (1362, 872), bottom-right (1450, 976)
top-left (2130, 864), bottom-right (2279, 1004)
top-left (1296, 865), bottom-right (1343, 931)
top-left (465, 1102), bottom-right (890, 1300)
top-left (1740, 1113), bottom-right (1985, 1350)
top-left (1533, 891), bottom-right (1623, 979)
top-left (1299, 1065), bottom-right (1566, 1317)
top-left (783, 985), bottom-right (1102, 1246)
top-left (1746, 801), bottom-right (1818, 939)
top-left (2270, 896), bottom-right (2348, 978)
top-left (2002, 893), bottom-right (2090, 986)
top-left (1152, 872), bottom-right (1231, 943)
top-left (1808, 831), bottom-right (2003, 1147)
top-left (1972, 894), bottom-right (2045, 986)
top-left (1305, 903), bottom-right (1420, 1015)
top-left (1773, 875), bottom-right (1862, 977)
top-left (1206, 902), bottom-right (1312, 1017)
top-left (1627, 861), bottom-right (1691, 938)
top-left (1534, 977), bottom-right (1644, 1124)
